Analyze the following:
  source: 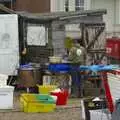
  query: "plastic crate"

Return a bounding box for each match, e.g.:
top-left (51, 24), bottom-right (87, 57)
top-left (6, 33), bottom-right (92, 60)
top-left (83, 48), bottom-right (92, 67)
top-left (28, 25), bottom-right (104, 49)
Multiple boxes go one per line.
top-left (20, 94), bottom-right (56, 113)
top-left (35, 94), bottom-right (56, 104)
top-left (106, 38), bottom-right (120, 60)
top-left (37, 85), bottom-right (57, 94)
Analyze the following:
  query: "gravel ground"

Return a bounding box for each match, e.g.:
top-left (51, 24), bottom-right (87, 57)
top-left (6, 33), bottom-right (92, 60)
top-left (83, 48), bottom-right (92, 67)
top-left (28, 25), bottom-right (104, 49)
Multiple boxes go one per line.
top-left (0, 92), bottom-right (82, 120)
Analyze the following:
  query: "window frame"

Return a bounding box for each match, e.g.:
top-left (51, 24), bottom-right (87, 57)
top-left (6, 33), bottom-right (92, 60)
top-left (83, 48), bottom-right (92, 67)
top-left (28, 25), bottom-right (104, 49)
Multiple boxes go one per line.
top-left (65, 0), bottom-right (69, 12)
top-left (75, 0), bottom-right (85, 11)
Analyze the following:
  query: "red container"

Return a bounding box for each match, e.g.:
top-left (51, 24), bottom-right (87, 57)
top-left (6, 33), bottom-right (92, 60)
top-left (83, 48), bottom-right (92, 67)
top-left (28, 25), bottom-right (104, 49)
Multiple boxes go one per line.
top-left (106, 38), bottom-right (120, 59)
top-left (51, 90), bottom-right (69, 105)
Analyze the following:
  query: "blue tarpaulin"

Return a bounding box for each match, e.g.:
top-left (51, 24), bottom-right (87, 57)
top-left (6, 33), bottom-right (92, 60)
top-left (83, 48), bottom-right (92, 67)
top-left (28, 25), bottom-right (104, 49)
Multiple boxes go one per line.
top-left (19, 63), bottom-right (33, 70)
top-left (48, 64), bottom-right (119, 72)
top-left (79, 65), bottom-right (119, 72)
top-left (48, 63), bottom-right (71, 73)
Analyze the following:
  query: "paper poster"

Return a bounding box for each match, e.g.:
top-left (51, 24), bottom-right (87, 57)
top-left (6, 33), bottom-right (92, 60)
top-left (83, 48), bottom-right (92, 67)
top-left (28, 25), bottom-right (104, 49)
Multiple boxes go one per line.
top-left (27, 26), bottom-right (46, 46)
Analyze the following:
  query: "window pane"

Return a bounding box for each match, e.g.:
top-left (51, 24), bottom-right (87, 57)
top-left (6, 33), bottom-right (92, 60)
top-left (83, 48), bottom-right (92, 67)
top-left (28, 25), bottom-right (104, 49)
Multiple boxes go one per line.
top-left (65, 0), bottom-right (69, 12)
top-left (76, 0), bottom-right (84, 6)
top-left (75, 0), bottom-right (84, 11)
top-left (76, 6), bottom-right (84, 11)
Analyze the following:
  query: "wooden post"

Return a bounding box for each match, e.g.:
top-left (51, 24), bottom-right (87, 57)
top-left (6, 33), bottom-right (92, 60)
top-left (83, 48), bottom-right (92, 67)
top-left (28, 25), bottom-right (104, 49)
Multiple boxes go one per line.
top-left (47, 23), bottom-right (53, 48)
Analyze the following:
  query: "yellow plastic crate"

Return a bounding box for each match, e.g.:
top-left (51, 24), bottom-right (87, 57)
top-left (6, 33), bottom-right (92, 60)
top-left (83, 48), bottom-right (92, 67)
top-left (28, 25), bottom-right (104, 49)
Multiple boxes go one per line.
top-left (37, 85), bottom-right (57, 94)
top-left (20, 94), bottom-right (56, 113)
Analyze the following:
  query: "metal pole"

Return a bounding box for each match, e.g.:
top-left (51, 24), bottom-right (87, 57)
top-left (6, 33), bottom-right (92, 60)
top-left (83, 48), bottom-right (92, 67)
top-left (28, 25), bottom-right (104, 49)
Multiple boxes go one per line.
top-left (11, 0), bottom-right (13, 9)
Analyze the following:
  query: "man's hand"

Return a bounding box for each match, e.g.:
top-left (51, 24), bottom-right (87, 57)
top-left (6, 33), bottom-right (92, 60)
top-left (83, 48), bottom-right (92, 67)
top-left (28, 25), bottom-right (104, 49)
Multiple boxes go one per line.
top-left (22, 48), bottom-right (27, 55)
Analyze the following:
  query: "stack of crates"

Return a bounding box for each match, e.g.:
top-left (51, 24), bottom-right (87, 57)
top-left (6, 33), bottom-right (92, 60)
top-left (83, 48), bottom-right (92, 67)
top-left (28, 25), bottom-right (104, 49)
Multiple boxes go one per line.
top-left (37, 85), bottom-right (57, 94)
top-left (20, 94), bottom-right (56, 113)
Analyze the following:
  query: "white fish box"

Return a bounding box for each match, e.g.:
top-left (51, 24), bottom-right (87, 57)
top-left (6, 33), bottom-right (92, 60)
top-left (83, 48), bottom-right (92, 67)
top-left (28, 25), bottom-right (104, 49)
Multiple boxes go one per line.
top-left (107, 70), bottom-right (120, 103)
top-left (0, 80), bottom-right (7, 86)
top-left (0, 74), bottom-right (8, 86)
top-left (0, 74), bottom-right (8, 81)
top-left (0, 86), bottom-right (14, 109)
top-left (89, 109), bottom-right (111, 120)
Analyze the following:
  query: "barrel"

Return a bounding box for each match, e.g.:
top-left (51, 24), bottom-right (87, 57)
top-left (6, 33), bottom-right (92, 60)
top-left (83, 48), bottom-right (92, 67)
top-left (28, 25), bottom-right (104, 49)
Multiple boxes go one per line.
top-left (18, 67), bottom-right (42, 88)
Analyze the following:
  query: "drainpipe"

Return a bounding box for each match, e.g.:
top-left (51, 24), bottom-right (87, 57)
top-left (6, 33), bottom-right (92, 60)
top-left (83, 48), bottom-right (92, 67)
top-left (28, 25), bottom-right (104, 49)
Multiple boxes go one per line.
top-left (113, 0), bottom-right (116, 37)
top-left (11, 0), bottom-right (13, 9)
top-left (119, 0), bottom-right (120, 25)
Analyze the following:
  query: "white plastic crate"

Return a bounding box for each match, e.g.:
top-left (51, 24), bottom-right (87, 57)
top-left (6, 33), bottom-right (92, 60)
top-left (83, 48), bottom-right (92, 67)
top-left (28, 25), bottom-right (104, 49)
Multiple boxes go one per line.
top-left (0, 74), bottom-right (8, 80)
top-left (89, 109), bottom-right (111, 120)
top-left (107, 71), bottom-right (120, 103)
top-left (81, 99), bottom-right (111, 120)
top-left (0, 82), bottom-right (7, 86)
top-left (0, 86), bottom-right (14, 109)
top-left (0, 74), bottom-right (8, 86)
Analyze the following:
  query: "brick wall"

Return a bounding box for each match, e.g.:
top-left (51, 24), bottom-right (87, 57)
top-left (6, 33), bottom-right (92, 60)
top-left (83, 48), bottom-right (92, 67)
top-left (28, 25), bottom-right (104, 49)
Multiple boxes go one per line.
top-left (14, 0), bottom-right (50, 13)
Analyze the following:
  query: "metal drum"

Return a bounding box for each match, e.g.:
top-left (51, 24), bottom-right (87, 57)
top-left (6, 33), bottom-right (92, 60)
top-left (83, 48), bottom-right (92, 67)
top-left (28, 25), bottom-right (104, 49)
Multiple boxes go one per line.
top-left (18, 66), bottom-right (42, 88)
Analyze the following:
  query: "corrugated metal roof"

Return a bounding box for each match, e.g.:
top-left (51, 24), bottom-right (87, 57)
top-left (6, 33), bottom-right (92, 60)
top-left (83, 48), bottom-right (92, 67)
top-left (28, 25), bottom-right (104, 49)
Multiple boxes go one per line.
top-left (0, 4), bottom-right (15, 13)
top-left (17, 11), bottom-right (59, 21)
top-left (0, 0), bottom-right (14, 2)
top-left (35, 9), bottom-right (107, 17)
top-left (18, 9), bottom-right (107, 21)
top-left (0, 4), bottom-right (107, 22)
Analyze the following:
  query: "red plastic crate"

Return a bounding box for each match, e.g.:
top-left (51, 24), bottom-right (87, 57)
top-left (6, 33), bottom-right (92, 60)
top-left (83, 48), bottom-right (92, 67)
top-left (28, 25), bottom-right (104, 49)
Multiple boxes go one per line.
top-left (106, 38), bottom-right (120, 59)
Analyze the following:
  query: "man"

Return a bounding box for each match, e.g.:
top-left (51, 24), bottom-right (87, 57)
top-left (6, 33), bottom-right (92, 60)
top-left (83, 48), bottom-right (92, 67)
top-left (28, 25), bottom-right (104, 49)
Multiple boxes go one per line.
top-left (68, 43), bottom-right (86, 64)
top-left (68, 41), bottom-right (86, 97)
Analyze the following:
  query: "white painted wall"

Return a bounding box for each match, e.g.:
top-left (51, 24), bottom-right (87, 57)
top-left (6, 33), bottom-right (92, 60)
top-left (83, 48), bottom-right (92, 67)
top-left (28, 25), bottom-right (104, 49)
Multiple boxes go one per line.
top-left (85, 0), bottom-right (91, 10)
top-left (50, 0), bottom-right (65, 12)
top-left (91, 0), bottom-right (115, 33)
top-left (69, 0), bottom-right (75, 11)
top-left (50, 0), bottom-right (56, 12)
top-left (50, 0), bottom-right (91, 12)
top-left (118, 0), bottom-right (120, 24)
top-left (115, 0), bottom-right (119, 24)
top-left (90, 0), bottom-right (120, 37)
top-left (113, 0), bottom-right (120, 37)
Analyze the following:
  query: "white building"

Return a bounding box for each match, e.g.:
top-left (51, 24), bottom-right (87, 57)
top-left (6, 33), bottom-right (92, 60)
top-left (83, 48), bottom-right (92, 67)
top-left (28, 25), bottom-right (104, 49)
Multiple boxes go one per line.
top-left (90, 0), bottom-right (120, 37)
top-left (51, 0), bottom-right (120, 38)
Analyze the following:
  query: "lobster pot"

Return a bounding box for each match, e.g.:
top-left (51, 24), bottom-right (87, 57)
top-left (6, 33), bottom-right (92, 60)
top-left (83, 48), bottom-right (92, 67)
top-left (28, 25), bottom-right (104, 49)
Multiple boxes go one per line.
top-left (107, 70), bottom-right (120, 103)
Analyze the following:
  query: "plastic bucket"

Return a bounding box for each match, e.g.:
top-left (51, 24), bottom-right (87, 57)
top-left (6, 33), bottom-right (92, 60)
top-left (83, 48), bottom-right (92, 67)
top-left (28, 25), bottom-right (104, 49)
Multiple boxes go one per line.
top-left (51, 90), bottom-right (69, 105)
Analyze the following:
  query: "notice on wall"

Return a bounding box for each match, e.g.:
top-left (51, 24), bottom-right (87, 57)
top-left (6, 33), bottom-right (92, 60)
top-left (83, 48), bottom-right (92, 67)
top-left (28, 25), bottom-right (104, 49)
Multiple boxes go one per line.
top-left (27, 26), bottom-right (46, 46)
top-left (0, 14), bottom-right (19, 75)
